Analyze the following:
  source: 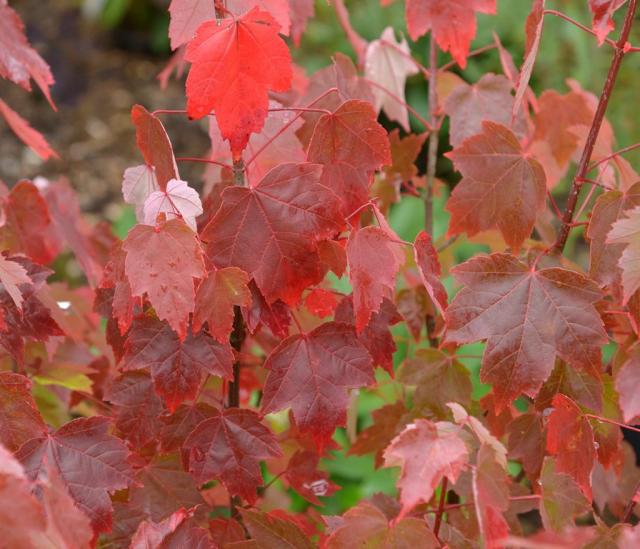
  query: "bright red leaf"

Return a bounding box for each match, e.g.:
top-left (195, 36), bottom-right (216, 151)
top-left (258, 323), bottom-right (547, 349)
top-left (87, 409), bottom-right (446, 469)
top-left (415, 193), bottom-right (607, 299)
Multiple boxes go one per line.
top-left (405, 0), bottom-right (497, 68)
top-left (589, 0), bottom-right (627, 45)
top-left (445, 254), bottom-right (607, 411)
top-left (183, 407), bottom-right (281, 503)
top-left (261, 322), bottom-right (375, 445)
top-left (546, 394), bottom-right (595, 501)
top-left (185, 7), bottom-right (292, 156)
top-left (123, 218), bottom-right (206, 339)
top-left (0, 98), bottom-right (57, 160)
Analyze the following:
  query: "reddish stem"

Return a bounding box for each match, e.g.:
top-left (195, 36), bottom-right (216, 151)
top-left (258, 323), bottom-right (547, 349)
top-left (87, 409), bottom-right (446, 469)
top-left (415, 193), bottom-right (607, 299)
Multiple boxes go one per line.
top-left (176, 156), bottom-right (233, 170)
top-left (552, 0), bottom-right (638, 254)
top-left (332, 0), bottom-right (368, 65)
top-left (585, 414), bottom-right (640, 434)
top-left (438, 43), bottom-right (498, 72)
top-left (268, 106), bottom-right (332, 115)
top-left (363, 78), bottom-right (434, 131)
top-left (433, 477), bottom-right (448, 542)
top-left (245, 87), bottom-right (339, 168)
top-left (152, 109), bottom-right (188, 116)
top-left (543, 9), bottom-right (618, 49)
top-left (588, 142), bottom-right (640, 171)
top-left (547, 189), bottom-right (563, 221)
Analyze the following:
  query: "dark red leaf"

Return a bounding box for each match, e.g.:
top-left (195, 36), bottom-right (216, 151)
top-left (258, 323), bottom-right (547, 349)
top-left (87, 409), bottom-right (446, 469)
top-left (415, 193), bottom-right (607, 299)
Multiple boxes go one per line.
top-left (0, 372), bottom-right (46, 452)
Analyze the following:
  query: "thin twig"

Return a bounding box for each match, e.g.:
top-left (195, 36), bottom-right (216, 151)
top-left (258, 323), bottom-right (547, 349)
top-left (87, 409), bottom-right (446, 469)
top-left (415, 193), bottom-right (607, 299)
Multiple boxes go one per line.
top-left (332, 0), bottom-right (368, 65)
top-left (438, 43), bottom-right (498, 72)
top-left (552, 0), bottom-right (638, 254)
top-left (585, 414), bottom-right (640, 434)
top-left (543, 9), bottom-right (618, 49)
top-left (176, 156), bottom-right (233, 170)
top-left (588, 142), bottom-right (640, 172)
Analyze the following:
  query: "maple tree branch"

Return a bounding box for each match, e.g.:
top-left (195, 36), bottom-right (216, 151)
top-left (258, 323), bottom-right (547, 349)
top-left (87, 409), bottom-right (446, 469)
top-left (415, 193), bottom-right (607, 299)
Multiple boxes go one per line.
top-left (176, 157), bottom-right (234, 170)
top-left (332, 0), bottom-right (368, 66)
top-left (268, 107), bottom-right (332, 115)
top-left (433, 477), bottom-right (448, 541)
top-left (362, 78), bottom-right (434, 131)
top-left (543, 10), bottom-right (618, 49)
top-left (587, 141), bottom-right (640, 172)
top-left (552, 0), bottom-right (638, 254)
top-left (424, 35), bottom-right (440, 348)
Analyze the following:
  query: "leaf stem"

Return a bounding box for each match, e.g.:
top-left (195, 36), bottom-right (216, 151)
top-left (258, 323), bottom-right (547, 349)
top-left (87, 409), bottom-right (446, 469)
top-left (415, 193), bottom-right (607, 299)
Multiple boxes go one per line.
top-left (552, 0), bottom-right (638, 254)
top-left (543, 9), bottom-right (618, 48)
top-left (622, 478), bottom-right (640, 522)
top-left (587, 142), bottom-right (640, 172)
top-left (152, 109), bottom-right (188, 116)
top-left (433, 477), bottom-right (448, 541)
top-left (176, 157), bottom-right (233, 170)
top-left (585, 414), bottom-right (640, 434)
top-left (332, 0), bottom-right (368, 66)
top-left (438, 43), bottom-right (498, 72)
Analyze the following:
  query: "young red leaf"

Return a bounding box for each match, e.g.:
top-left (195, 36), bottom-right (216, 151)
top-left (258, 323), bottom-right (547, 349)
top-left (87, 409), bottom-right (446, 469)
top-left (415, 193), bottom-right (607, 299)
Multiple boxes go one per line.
top-left (335, 296), bottom-right (402, 374)
top-left (513, 0), bottom-right (544, 117)
top-left (615, 352), bottom-right (640, 423)
top-left (183, 407), bottom-right (281, 503)
top-left (589, 0), bottom-right (627, 45)
top-left (185, 7), bottom-right (292, 156)
top-left (347, 226), bottom-right (403, 332)
top-left (193, 267), bottom-right (251, 343)
top-left (0, 254), bottom-right (31, 310)
top-left (540, 457), bottom-right (591, 532)
top-left (305, 288), bottom-right (339, 318)
top-left (607, 205), bottom-right (640, 303)
top-left (0, 180), bottom-right (60, 264)
top-left (445, 254), bottom-right (606, 411)
top-left (131, 105), bottom-right (179, 191)
top-left (0, 98), bottom-right (57, 160)
top-left (444, 73), bottom-right (528, 147)
top-left (168, 0), bottom-right (214, 50)
top-left (307, 99), bottom-right (391, 215)
top-left (121, 314), bottom-right (233, 412)
top-left (348, 401), bottom-right (408, 467)
top-left (0, 0), bottom-right (55, 105)
top-left (123, 164), bottom-right (160, 223)
top-left (284, 450), bottom-right (338, 505)
top-left (202, 162), bottom-right (342, 306)
top-left (16, 416), bottom-right (136, 534)
top-left (506, 413), bottom-right (545, 480)
top-left (472, 444), bottom-right (510, 548)
top-left (405, 0), bottom-right (497, 68)
top-left (546, 394), bottom-right (595, 500)
top-left (587, 182), bottom-right (640, 289)
top-left (0, 372), bottom-right (47, 452)
top-left (445, 121), bottom-right (546, 252)
top-left (143, 178), bottom-right (203, 231)
top-left (261, 322), bottom-right (375, 445)
top-left (413, 231), bottom-right (448, 315)
top-left (383, 419), bottom-right (469, 517)
top-left (123, 218), bottom-right (206, 339)
top-left (325, 501), bottom-right (440, 548)
top-left (365, 27), bottom-right (419, 131)
top-left (105, 371), bottom-right (165, 448)
top-left (398, 349), bottom-right (472, 419)
top-left (238, 508), bottom-right (314, 548)
top-left (129, 454), bottom-right (206, 522)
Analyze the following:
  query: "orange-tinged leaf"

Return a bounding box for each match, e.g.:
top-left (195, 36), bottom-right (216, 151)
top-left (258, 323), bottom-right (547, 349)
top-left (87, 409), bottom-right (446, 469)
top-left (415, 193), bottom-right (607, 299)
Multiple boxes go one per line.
top-left (123, 219), bottom-right (206, 339)
top-left (445, 121), bottom-right (546, 252)
top-left (383, 419), bottom-right (468, 517)
top-left (307, 99), bottom-right (391, 215)
top-left (405, 0), bottom-right (496, 68)
top-left (185, 7), bottom-right (292, 156)
top-left (546, 394), bottom-right (595, 501)
top-left (445, 254), bottom-right (606, 411)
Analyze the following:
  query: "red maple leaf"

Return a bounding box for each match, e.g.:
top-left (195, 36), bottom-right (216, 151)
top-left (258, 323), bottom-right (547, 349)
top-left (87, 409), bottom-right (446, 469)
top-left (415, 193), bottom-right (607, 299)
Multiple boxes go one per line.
top-left (261, 322), bottom-right (374, 445)
top-left (185, 7), bottom-right (292, 156)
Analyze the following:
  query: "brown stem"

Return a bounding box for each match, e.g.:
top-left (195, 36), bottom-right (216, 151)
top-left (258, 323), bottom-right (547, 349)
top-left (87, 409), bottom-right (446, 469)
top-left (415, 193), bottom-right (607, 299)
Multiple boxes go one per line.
top-left (226, 160), bottom-right (247, 518)
top-left (332, 0), bottom-right (368, 66)
top-left (425, 35), bottom-right (439, 348)
top-left (552, 0), bottom-right (638, 254)
top-left (433, 477), bottom-right (448, 541)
